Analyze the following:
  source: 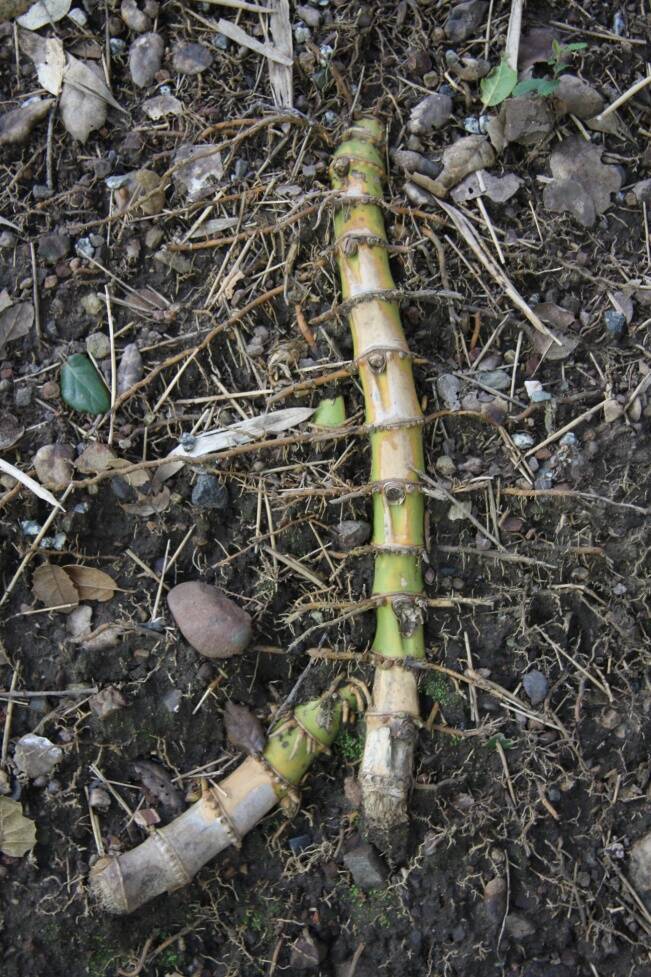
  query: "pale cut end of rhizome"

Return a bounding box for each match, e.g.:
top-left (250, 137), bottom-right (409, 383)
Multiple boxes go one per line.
top-left (330, 117), bottom-right (426, 853)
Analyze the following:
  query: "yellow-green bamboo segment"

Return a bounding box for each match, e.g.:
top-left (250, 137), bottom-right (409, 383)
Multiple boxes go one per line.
top-left (330, 119), bottom-right (425, 847)
top-left (90, 684), bottom-right (363, 913)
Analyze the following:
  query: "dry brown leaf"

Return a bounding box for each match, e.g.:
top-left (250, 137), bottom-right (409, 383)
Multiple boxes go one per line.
top-left (19, 29), bottom-right (65, 95)
top-left (0, 99), bottom-right (54, 146)
top-left (412, 136), bottom-right (495, 198)
top-left (60, 56), bottom-right (125, 143)
top-left (0, 797), bottom-right (37, 858)
top-left (526, 322), bottom-right (579, 362)
top-left (542, 135), bottom-right (621, 228)
top-left (518, 28), bottom-right (557, 71)
top-left (122, 485), bottom-right (170, 516)
top-left (0, 301), bottom-right (33, 352)
top-left (62, 566), bottom-right (118, 602)
top-left (132, 759), bottom-right (184, 814)
top-left (116, 343), bottom-right (143, 395)
top-left (534, 303), bottom-right (576, 330)
top-left (451, 168), bottom-right (522, 204)
top-left (224, 701), bottom-right (266, 756)
top-left (32, 563), bottom-right (79, 609)
top-left (16, 0), bottom-right (70, 28)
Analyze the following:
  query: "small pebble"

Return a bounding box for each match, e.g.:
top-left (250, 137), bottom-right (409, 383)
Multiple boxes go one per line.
top-left (167, 582), bottom-right (252, 659)
top-left (162, 689), bottom-right (182, 713)
top-left (435, 455), bottom-right (456, 477)
top-left (40, 381), bottom-right (60, 400)
top-left (172, 42), bottom-right (214, 74)
top-left (129, 32), bottom-right (164, 87)
top-left (121, 0), bottom-right (151, 32)
top-left (512, 432), bottom-right (534, 449)
top-left (191, 473), bottom-right (229, 509)
top-left (522, 669), bottom-right (549, 705)
top-left (604, 310), bottom-right (626, 336)
top-left (38, 233), bottom-right (71, 265)
top-left (86, 332), bottom-right (111, 359)
top-left (335, 520), bottom-right (371, 550)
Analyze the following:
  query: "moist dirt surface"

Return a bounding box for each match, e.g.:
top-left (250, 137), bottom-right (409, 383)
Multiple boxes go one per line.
top-left (1, 2), bottom-right (650, 976)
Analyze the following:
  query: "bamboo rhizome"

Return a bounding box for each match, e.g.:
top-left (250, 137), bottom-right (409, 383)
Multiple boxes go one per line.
top-left (329, 119), bottom-right (426, 851)
top-left (90, 681), bottom-right (366, 913)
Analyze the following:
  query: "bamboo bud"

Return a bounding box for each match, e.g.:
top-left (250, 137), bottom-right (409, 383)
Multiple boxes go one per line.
top-left (330, 119), bottom-right (426, 849)
top-left (90, 685), bottom-right (362, 913)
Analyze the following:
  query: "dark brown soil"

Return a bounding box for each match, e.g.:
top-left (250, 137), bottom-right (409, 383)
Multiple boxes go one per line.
top-left (1, 2), bottom-right (650, 976)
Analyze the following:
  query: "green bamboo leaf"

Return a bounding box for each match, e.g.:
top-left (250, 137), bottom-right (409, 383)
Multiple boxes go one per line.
top-left (61, 354), bottom-right (110, 415)
top-left (313, 395), bottom-right (346, 428)
top-left (512, 77), bottom-right (559, 98)
top-left (480, 60), bottom-right (517, 106)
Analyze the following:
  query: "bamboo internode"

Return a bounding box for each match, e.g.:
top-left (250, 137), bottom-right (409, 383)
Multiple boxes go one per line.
top-left (330, 119), bottom-right (426, 848)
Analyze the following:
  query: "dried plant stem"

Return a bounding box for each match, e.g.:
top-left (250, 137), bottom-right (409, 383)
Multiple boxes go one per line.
top-left (330, 119), bottom-right (426, 851)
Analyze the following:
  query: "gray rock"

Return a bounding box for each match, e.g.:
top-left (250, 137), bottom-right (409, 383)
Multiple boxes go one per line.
top-left (343, 842), bottom-right (388, 890)
top-left (408, 93), bottom-right (453, 134)
top-left (38, 233), bottom-right (71, 265)
top-left (437, 373), bottom-right (461, 410)
top-left (121, 0), bottom-right (151, 32)
top-left (14, 733), bottom-right (63, 779)
top-left (435, 455), bottom-right (456, 477)
top-left (162, 689), bottom-right (182, 713)
top-left (129, 32), bottom-right (164, 88)
top-left (445, 0), bottom-right (487, 42)
top-left (522, 669), bottom-right (549, 705)
top-left (630, 831), bottom-right (651, 893)
top-left (505, 913), bottom-right (535, 939)
top-left (604, 310), bottom-right (626, 336)
top-left (191, 474), bottom-right (229, 509)
top-left (335, 520), bottom-right (371, 550)
top-left (173, 42), bottom-right (214, 75)
top-left (86, 332), bottom-right (111, 359)
top-left (512, 432), bottom-right (534, 449)
top-left (476, 369), bottom-right (510, 391)
top-left (296, 4), bottom-right (320, 28)
top-left (15, 386), bottom-right (32, 408)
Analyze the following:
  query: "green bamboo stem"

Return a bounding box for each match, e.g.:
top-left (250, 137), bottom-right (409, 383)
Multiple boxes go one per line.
top-left (330, 119), bottom-right (426, 848)
top-left (90, 683), bottom-right (363, 913)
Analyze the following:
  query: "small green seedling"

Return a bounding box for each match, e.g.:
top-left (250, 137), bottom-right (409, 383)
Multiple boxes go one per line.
top-left (480, 40), bottom-right (588, 107)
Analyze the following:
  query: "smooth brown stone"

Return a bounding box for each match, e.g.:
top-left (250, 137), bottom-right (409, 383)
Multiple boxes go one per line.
top-left (167, 581), bottom-right (251, 659)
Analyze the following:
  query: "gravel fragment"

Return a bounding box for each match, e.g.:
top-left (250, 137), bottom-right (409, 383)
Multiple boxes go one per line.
top-left (630, 831), bottom-right (651, 893)
top-left (129, 32), bottom-right (163, 87)
top-left (444, 0), bottom-right (487, 42)
top-left (437, 373), bottom-right (461, 410)
top-left (343, 842), bottom-right (388, 890)
top-left (172, 42), bottom-right (214, 75)
top-left (191, 474), bottom-right (229, 509)
top-left (14, 734), bottom-right (63, 779)
top-left (38, 233), bottom-right (71, 265)
top-left (335, 520), bottom-right (371, 550)
top-left (522, 669), bottom-right (549, 705)
top-left (86, 332), bottom-right (111, 359)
